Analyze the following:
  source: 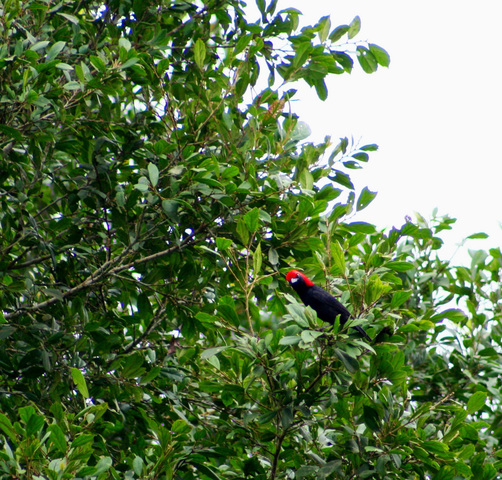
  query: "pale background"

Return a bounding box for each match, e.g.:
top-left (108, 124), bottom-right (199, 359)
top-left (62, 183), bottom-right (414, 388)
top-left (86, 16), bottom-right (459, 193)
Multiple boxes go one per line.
top-left (249, 1), bottom-right (502, 261)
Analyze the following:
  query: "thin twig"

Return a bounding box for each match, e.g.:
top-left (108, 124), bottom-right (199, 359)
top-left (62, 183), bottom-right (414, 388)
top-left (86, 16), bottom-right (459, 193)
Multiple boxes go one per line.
top-left (4, 224), bottom-right (206, 320)
top-left (122, 301), bottom-right (168, 354)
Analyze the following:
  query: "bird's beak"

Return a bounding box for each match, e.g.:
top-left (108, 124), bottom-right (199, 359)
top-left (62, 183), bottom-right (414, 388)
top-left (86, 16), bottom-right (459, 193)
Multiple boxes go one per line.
top-left (290, 277), bottom-right (298, 284)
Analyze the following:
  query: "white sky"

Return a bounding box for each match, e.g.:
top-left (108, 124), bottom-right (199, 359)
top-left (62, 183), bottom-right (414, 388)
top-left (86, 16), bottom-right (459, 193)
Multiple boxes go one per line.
top-left (252, 1), bottom-right (502, 260)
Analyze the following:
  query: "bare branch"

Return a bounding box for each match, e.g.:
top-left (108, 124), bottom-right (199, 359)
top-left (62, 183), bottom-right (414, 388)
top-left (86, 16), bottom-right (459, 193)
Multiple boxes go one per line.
top-left (3, 224), bottom-right (207, 320)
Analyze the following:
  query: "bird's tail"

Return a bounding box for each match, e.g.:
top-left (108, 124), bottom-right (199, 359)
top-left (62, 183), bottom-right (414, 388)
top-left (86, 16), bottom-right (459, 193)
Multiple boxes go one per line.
top-left (354, 325), bottom-right (371, 342)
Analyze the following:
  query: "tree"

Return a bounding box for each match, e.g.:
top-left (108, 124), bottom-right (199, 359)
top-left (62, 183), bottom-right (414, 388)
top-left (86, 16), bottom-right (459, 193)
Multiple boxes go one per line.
top-left (0, 0), bottom-right (501, 479)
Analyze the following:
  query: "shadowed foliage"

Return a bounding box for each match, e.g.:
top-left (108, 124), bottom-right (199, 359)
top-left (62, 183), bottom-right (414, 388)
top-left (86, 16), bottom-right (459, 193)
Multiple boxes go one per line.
top-left (0, 1), bottom-right (501, 479)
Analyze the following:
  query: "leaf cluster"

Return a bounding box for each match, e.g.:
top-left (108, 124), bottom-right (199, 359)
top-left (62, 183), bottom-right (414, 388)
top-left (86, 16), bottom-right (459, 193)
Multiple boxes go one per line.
top-left (0, 1), bottom-right (501, 479)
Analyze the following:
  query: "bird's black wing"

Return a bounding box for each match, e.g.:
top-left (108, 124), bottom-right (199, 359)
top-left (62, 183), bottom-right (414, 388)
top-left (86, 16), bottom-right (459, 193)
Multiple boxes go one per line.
top-left (303, 285), bottom-right (351, 325)
top-left (305, 286), bottom-right (371, 341)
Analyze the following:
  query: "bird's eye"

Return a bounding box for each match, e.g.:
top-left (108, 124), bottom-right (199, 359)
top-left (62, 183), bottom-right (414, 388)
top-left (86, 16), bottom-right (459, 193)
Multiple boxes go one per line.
top-left (290, 277), bottom-right (299, 284)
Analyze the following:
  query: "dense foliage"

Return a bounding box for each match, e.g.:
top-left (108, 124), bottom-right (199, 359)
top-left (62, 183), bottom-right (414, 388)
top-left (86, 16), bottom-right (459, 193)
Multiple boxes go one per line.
top-left (1, 0), bottom-right (502, 478)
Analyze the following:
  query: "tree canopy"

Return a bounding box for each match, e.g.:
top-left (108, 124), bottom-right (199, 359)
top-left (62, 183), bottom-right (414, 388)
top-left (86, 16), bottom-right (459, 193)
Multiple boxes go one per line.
top-left (1, 1), bottom-right (501, 479)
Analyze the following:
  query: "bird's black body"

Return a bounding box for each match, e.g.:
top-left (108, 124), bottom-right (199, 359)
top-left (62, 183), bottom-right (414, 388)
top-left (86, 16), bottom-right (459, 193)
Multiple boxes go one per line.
top-left (286, 270), bottom-right (371, 341)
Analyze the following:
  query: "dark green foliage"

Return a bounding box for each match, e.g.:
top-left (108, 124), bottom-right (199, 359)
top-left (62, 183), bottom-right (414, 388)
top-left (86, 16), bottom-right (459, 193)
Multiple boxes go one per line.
top-left (1, 1), bottom-right (501, 479)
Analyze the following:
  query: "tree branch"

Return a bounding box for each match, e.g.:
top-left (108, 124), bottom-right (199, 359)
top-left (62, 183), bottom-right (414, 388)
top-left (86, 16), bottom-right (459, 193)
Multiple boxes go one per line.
top-left (122, 301), bottom-right (168, 354)
top-left (270, 430), bottom-right (288, 480)
top-left (3, 224), bottom-right (207, 320)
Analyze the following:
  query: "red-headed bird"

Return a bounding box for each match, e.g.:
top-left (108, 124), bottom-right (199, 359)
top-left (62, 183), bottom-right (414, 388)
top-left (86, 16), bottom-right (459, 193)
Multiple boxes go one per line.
top-left (286, 270), bottom-right (371, 341)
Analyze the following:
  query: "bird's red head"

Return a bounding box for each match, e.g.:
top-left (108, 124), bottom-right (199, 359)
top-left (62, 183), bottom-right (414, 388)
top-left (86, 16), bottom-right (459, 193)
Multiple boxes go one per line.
top-left (286, 270), bottom-right (314, 287)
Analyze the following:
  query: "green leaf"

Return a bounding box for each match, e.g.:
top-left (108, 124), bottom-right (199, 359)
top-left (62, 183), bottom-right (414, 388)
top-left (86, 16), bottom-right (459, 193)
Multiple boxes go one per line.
top-left (281, 405), bottom-right (294, 429)
top-left (422, 441), bottom-right (448, 454)
top-left (467, 391), bottom-right (487, 414)
top-left (121, 353), bottom-right (146, 379)
top-left (256, 0), bottom-right (266, 15)
top-left (332, 51), bottom-right (353, 72)
top-left (63, 81), bottom-right (81, 91)
top-left (345, 222), bottom-right (376, 234)
top-left (478, 347), bottom-right (498, 357)
top-left (46, 41), bottom-right (65, 61)
top-left (218, 303), bottom-right (241, 326)
top-left (70, 368), bottom-right (89, 398)
top-left (363, 405), bottom-right (381, 432)
top-left (386, 261), bottom-right (415, 272)
top-left (0, 326), bottom-right (15, 340)
top-left (154, 139), bottom-right (169, 155)
top-left (57, 12), bottom-right (79, 24)
top-left (49, 424), bottom-right (67, 453)
top-left (56, 62), bottom-right (73, 71)
top-left (430, 309), bottom-right (467, 324)
top-left (119, 57), bottom-right (140, 70)
top-left (0, 413), bottom-right (17, 443)
top-left (237, 217), bottom-right (250, 245)
top-left (162, 200), bottom-right (179, 221)
top-left (133, 456), bottom-right (144, 476)
top-left (457, 444), bottom-right (475, 460)
top-left (369, 43), bottom-right (390, 67)
top-left (137, 292), bottom-right (153, 317)
top-left (235, 33), bottom-right (253, 55)
top-left (299, 169), bottom-right (314, 189)
top-left (71, 434), bottom-right (94, 448)
top-left (390, 290), bottom-right (412, 308)
top-left (329, 25), bottom-right (349, 42)
top-left (140, 366), bottom-right (162, 384)
top-left (201, 346), bottom-right (230, 360)
top-left (194, 38), bottom-right (206, 69)
top-left (334, 349), bottom-right (359, 373)
top-left (292, 41), bottom-right (312, 69)
top-left (318, 16), bottom-right (331, 43)
top-left (300, 330), bottom-right (323, 344)
top-left (195, 312), bottom-right (216, 323)
top-left (268, 248), bottom-right (279, 265)
top-left (30, 40), bottom-right (50, 52)
top-left (352, 152), bottom-right (369, 162)
top-left (0, 124), bottom-right (23, 141)
top-left (466, 232), bottom-right (489, 240)
top-left (19, 406), bottom-right (36, 424)
top-left (222, 165), bottom-right (240, 178)
top-left (26, 414), bottom-right (45, 436)
top-left (314, 78), bottom-right (328, 101)
top-left (253, 242), bottom-right (262, 274)
top-left (365, 274), bottom-right (387, 304)
top-left (330, 241), bottom-right (346, 275)
top-left (357, 46), bottom-right (378, 73)
top-left (347, 16), bottom-right (361, 39)
top-left (148, 163), bottom-right (159, 187)
top-left (90, 54), bottom-right (106, 72)
top-left (257, 410), bottom-right (278, 424)
top-left (244, 208), bottom-right (260, 233)
top-left (360, 143), bottom-right (379, 152)
top-left (94, 457), bottom-right (112, 475)
top-left (216, 237), bottom-right (232, 250)
top-left (290, 121), bottom-right (311, 141)
top-left (279, 335), bottom-right (302, 346)
top-left (356, 187), bottom-right (377, 211)
top-left (329, 170), bottom-right (354, 189)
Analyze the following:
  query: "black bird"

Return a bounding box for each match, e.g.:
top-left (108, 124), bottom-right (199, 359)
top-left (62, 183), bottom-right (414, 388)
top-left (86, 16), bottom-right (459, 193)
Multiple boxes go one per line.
top-left (286, 270), bottom-right (371, 341)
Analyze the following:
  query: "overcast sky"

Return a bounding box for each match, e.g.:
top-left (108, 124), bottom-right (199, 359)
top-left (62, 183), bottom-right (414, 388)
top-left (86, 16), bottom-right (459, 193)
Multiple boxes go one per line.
top-left (252, 1), bottom-right (502, 260)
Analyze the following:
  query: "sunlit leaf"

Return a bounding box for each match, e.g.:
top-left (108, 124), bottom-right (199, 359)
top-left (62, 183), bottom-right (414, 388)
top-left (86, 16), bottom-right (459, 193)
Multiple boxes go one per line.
top-left (357, 46), bottom-right (378, 73)
top-left (194, 38), bottom-right (206, 69)
top-left (347, 16), bottom-right (361, 39)
top-left (329, 25), bottom-right (349, 42)
top-left (356, 187), bottom-right (377, 211)
top-left (318, 16), bottom-right (331, 43)
top-left (148, 163), bottom-right (159, 187)
top-left (467, 392), bottom-right (487, 414)
top-left (70, 368), bottom-right (89, 398)
top-left (369, 43), bottom-right (390, 67)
